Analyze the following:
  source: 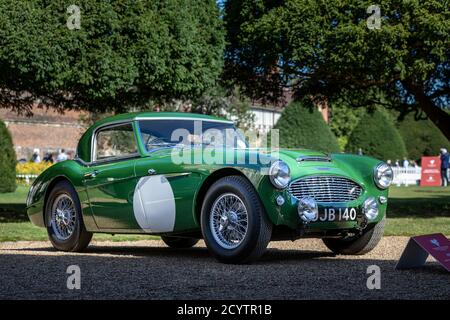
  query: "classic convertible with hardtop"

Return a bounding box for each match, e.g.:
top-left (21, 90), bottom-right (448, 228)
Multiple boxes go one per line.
top-left (27, 112), bottom-right (393, 263)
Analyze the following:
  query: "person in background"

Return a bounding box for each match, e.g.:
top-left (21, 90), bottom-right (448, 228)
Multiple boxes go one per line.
top-left (43, 151), bottom-right (54, 163)
top-left (386, 159), bottom-right (392, 166)
top-left (56, 149), bottom-right (68, 162)
top-left (440, 148), bottom-right (450, 187)
top-left (402, 157), bottom-right (409, 168)
top-left (412, 160), bottom-right (420, 168)
top-left (394, 159), bottom-right (400, 167)
top-left (31, 149), bottom-right (41, 163)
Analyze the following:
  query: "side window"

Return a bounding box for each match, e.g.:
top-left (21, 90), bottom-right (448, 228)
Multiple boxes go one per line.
top-left (95, 123), bottom-right (138, 161)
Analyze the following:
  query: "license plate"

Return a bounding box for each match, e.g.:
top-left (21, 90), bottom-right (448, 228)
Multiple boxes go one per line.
top-left (314, 207), bottom-right (358, 222)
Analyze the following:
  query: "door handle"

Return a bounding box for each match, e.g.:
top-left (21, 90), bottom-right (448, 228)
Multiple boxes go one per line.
top-left (147, 168), bottom-right (157, 175)
top-left (84, 170), bottom-right (99, 179)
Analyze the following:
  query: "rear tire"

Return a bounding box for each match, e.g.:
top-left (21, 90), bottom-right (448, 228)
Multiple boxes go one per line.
top-left (161, 236), bottom-right (199, 248)
top-left (45, 181), bottom-right (92, 252)
top-left (200, 175), bottom-right (272, 264)
top-left (322, 216), bottom-right (385, 255)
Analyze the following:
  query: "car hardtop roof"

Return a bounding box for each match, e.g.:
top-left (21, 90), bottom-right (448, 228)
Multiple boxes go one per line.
top-left (76, 112), bottom-right (234, 162)
top-left (95, 112), bottom-right (233, 128)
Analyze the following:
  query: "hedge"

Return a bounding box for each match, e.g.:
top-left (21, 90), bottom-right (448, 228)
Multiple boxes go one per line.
top-left (0, 120), bottom-right (17, 193)
top-left (397, 113), bottom-right (450, 161)
top-left (346, 109), bottom-right (407, 161)
top-left (271, 101), bottom-right (340, 153)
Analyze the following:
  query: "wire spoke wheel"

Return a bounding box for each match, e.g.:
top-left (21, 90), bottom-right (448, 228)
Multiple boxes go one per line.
top-left (51, 194), bottom-right (76, 241)
top-left (209, 193), bottom-right (248, 249)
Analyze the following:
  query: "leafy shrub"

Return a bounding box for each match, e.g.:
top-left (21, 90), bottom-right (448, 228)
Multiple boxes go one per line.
top-left (397, 113), bottom-right (450, 161)
top-left (329, 100), bottom-right (364, 150)
top-left (271, 101), bottom-right (340, 153)
top-left (346, 109), bottom-right (407, 160)
top-left (0, 120), bottom-right (17, 193)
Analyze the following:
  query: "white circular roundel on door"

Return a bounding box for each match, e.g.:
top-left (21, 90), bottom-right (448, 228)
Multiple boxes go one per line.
top-left (133, 175), bottom-right (176, 232)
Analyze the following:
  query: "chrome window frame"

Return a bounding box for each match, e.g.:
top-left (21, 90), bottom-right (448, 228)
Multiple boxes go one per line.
top-left (134, 116), bottom-right (233, 124)
top-left (90, 120), bottom-right (140, 164)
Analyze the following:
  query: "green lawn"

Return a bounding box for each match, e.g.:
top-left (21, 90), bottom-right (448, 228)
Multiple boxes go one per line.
top-left (385, 217), bottom-right (450, 236)
top-left (0, 185), bottom-right (29, 204)
top-left (388, 186), bottom-right (450, 216)
top-left (0, 185), bottom-right (28, 221)
top-left (0, 185), bottom-right (449, 241)
top-left (385, 186), bottom-right (450, 236)
top-left (0, 222), bottom-right (159, 242)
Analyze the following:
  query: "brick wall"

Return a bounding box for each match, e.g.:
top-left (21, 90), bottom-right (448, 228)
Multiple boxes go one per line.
top-left (0, 108), bottom-right (87, 161)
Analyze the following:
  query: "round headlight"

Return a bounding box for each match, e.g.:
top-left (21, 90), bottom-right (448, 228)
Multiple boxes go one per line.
top-left (269, 160), bottom-right (291, 189)
top-left (374, 163), bottom-right (393, 189)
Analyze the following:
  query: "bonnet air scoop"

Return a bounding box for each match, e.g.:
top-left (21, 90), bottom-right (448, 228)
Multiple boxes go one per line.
top-left (296, 155), bottom-right (332, 162)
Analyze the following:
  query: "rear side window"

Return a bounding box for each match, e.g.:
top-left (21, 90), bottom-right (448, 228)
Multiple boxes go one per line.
top-left (94, 123), bottom-right (138, 161)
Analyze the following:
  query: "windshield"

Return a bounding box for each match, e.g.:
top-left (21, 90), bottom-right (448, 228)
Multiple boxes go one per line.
top-left (138, 119), bottom-right (248, 152)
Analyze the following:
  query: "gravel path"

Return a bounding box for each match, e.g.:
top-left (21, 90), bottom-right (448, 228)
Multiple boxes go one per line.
top-left (0, 237), bottom-right (449, 299)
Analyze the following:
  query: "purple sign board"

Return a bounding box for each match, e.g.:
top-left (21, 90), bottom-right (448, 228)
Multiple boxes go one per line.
top-left (396, 233), bottom-right (450, 272)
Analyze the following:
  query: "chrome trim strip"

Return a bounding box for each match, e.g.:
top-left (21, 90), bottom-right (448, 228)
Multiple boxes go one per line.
top-left (134, 117), bottom-right (233, 124)
top-left (164, 172), bottom-right (191, 178)
top-left (296, 155), bottom-right (332, 162)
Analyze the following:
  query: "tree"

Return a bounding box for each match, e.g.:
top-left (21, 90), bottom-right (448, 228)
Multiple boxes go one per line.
top-left (397, 112), bottom-right (450, 161)
top-left (346, 109), bottom-right (407, 161)
top-left (0, 120), bottom-right (16, 193)
top-left (192, 86), bottom-right (255, 130)
top-left (271, 100), bottom-right (340, 153)
top-left (329, 100), bottom-right (365, 150)
top-left (135, 84), bottom-right (255, 129)
top-left (0, 0), bottom-right (225, 115)
top-left (223, 0), bottom-right (450, 140)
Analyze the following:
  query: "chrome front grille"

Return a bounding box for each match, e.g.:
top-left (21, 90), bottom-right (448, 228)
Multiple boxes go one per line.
top-left (289, 176), bottom-right (363, 203)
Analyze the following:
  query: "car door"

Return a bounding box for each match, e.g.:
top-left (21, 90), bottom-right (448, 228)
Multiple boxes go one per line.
top-left (84, 122), bottom-right (141, 230)
top-left (133, 119), bottom-right (204, 233)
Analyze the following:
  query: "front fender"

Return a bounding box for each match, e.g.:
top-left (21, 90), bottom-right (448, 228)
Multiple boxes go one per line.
top-left (26, 161), bottom-right (97, 230)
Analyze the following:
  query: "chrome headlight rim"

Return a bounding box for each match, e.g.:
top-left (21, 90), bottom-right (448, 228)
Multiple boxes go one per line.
top-left (373, 162), bottom-right (393, 189)
top-left (269, 160), bottom-right (291, 189)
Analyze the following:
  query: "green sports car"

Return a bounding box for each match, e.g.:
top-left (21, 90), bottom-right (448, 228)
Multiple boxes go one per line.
top-left (27, 112), bottom-right (393, 263)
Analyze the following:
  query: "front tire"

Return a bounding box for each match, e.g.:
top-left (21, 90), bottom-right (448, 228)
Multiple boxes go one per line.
top-left (200, 175), bottom-right (272, 264)
top-left (322, 216), bottom-right (385, 255)
top-left (45, 181), bottom-right (92, 252)
top-left (161, 236), bottom-right (199, 248)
